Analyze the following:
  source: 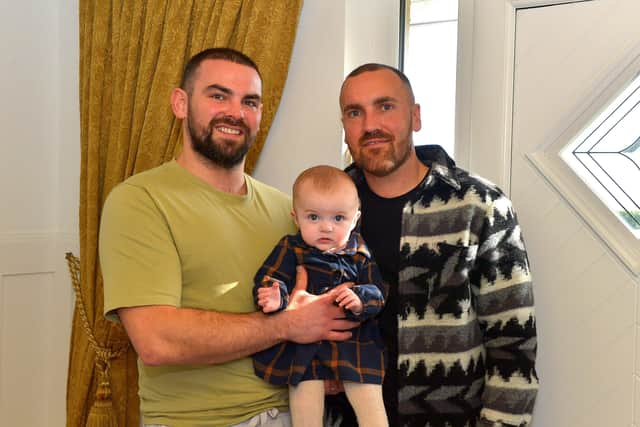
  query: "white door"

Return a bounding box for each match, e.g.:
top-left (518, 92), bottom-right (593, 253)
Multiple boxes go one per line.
top-left (459, 0), bottom-right (640, 426)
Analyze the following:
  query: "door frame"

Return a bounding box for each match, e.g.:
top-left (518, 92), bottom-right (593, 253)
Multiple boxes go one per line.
top-left (455, 0), bottom-right (640, 274)
top-left (455, 0), bottom-right (593, 193)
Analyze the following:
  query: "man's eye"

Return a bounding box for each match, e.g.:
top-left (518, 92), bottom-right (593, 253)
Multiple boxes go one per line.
top-left (381, 103), bottom-right (393, 111)
top-left (244, 99), bottom-right (258, 108)
top-left (345, 110), bottom-right (360, 118)
top-left (334, 215), bottom-right (345, 222)
top-left (211, 93), bottom-right (225, 100)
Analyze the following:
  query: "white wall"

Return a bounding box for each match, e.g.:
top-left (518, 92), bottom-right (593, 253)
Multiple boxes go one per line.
top-left (0, 0), bottom-right (78, 425)
top-left (1, 4), bottom-right (58, 232)
top-left (56, 0), bottom-right (81, 237)
top-left (344, 0), bottom-right (401, 75)
top-left (255, 0), bottom-right (400, 193)
top-left (253, 1), bottom-right (347, 190)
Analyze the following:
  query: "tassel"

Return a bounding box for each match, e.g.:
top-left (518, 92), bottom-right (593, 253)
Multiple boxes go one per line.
top-left (65, 253), bottom-right (127, 427)
top-left (85, 371), bottom-right (118, 427)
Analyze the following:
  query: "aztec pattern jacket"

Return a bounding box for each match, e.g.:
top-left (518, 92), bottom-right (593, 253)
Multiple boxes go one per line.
top-left (252, 231), bottom-right (386, 386)
top-left (347, 145), bottom-right (538, 427)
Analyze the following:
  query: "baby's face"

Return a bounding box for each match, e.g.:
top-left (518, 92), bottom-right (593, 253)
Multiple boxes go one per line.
top-left (293, 183), bottom-right (360, 253)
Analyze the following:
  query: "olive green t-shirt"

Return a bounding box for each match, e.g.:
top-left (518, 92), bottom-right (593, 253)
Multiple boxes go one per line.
top-left (100, 160), bottom-right (296, 427)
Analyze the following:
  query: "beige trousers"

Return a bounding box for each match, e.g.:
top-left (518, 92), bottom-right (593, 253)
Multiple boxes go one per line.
top-left (144, 407), bottom-right (292, 427)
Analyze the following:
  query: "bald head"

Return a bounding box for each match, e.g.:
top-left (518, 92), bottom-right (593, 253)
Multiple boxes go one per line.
top-left (340, 63), bottom-right (415, 104)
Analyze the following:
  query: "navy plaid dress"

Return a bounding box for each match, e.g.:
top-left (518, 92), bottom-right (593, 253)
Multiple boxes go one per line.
top-left (252, 231), bottom-right (386, 386)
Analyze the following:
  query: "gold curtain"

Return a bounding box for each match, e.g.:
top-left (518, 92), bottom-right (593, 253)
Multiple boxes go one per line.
top-left (68, 1), bottom-right (303, 426)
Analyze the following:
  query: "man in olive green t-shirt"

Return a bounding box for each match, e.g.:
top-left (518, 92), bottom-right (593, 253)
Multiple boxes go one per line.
top-left (100, 48), bottom-right (358, 427)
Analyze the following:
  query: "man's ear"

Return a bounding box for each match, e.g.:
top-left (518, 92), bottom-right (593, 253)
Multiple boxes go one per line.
top-left (412, 103), bottom-right (422, 132)
top-left (171, 88), bottom-right (188, 119)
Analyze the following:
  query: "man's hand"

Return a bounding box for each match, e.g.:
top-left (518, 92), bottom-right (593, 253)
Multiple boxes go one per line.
top-left (257, 278), bottom-right (282, 313)
top-left (282, 266), bottom-right (359, 343)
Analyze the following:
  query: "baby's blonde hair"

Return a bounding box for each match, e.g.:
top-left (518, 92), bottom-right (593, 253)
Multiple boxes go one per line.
top-left (292, 165), bottom-right (359, 209)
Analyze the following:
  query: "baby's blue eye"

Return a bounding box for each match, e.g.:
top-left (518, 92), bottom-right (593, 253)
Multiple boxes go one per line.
top-left (308, 214), bottom-right (319, 221)
top-left (334, 215), bottom-right (345, 222)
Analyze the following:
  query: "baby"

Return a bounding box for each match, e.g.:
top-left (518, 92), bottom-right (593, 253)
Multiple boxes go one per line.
top-left (252, 165), bottom-right (388, 427)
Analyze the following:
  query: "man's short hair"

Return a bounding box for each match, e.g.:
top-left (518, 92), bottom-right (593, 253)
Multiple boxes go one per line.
top-left (342, 63), bottom-right (415, 103)
top-left (292, 165), bottom-right (359, 208)
top-left (180, 47), bottom-right (261, 93)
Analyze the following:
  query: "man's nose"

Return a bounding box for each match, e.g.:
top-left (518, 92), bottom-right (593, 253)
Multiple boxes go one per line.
top-left (223, 100), bottom-right (245, 120)
top-left (362, 110), bottom-right (378, 131)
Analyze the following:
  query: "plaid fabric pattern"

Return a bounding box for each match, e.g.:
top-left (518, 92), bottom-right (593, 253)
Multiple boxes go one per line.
top-left (331, 145), bottom-right (539, 427)
top-left (252, 232), bottom-right (386, 386)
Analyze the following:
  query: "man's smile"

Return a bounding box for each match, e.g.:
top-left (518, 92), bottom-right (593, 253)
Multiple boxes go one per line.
top-left (215, 125), bottom-right (242, 135)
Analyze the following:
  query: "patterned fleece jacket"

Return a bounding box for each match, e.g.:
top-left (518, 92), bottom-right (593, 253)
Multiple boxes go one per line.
top-left (347, 145), bottom-right (538, 427)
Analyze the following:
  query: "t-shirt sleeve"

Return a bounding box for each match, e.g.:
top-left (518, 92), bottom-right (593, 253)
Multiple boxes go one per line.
top-left (100, 183), bottom-right (182, 322)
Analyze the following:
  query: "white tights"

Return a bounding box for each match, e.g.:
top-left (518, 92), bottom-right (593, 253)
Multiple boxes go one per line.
top-left (288, 380), bottom-right (388, 427)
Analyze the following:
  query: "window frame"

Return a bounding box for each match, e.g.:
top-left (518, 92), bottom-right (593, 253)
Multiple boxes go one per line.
top-left (527, 51), bottom-right (640, 275)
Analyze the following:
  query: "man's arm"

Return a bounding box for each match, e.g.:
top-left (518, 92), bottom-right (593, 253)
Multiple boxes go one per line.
top-left (475, 195), bottom-right (538, 427)
top-left (120, 266), bottom-right (358, 366)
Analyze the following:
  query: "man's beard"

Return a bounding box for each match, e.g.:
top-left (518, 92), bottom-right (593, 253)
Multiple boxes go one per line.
top-left (354, 128), bottom-right (413, 177)
top-left (188, 115), bottom-right (254, 169)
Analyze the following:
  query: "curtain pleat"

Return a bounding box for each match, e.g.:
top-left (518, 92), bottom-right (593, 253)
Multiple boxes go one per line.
top-left (68, 1), bottom-right (303, 426)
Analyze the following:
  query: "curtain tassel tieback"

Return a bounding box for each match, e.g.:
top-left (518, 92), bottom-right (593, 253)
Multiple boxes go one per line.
top-left (66, 253), bottom-right (128, 427)
top-left (86, 361), bottom-right (118, 427)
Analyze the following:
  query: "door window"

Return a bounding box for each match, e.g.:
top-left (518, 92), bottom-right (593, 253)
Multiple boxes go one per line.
top-left (561, 73), bottom-right (640, 237)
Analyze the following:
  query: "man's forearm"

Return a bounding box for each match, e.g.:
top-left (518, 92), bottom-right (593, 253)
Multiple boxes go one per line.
top-left (119, 288), bottom-right (359, 367)
top-left (119, 305), bottom-right (286, 366)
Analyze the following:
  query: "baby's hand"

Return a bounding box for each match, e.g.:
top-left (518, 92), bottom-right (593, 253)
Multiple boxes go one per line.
top-left (334, 284), bottom-right (363, 315)
top-left (257, 278), bottom-right (282, 313)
